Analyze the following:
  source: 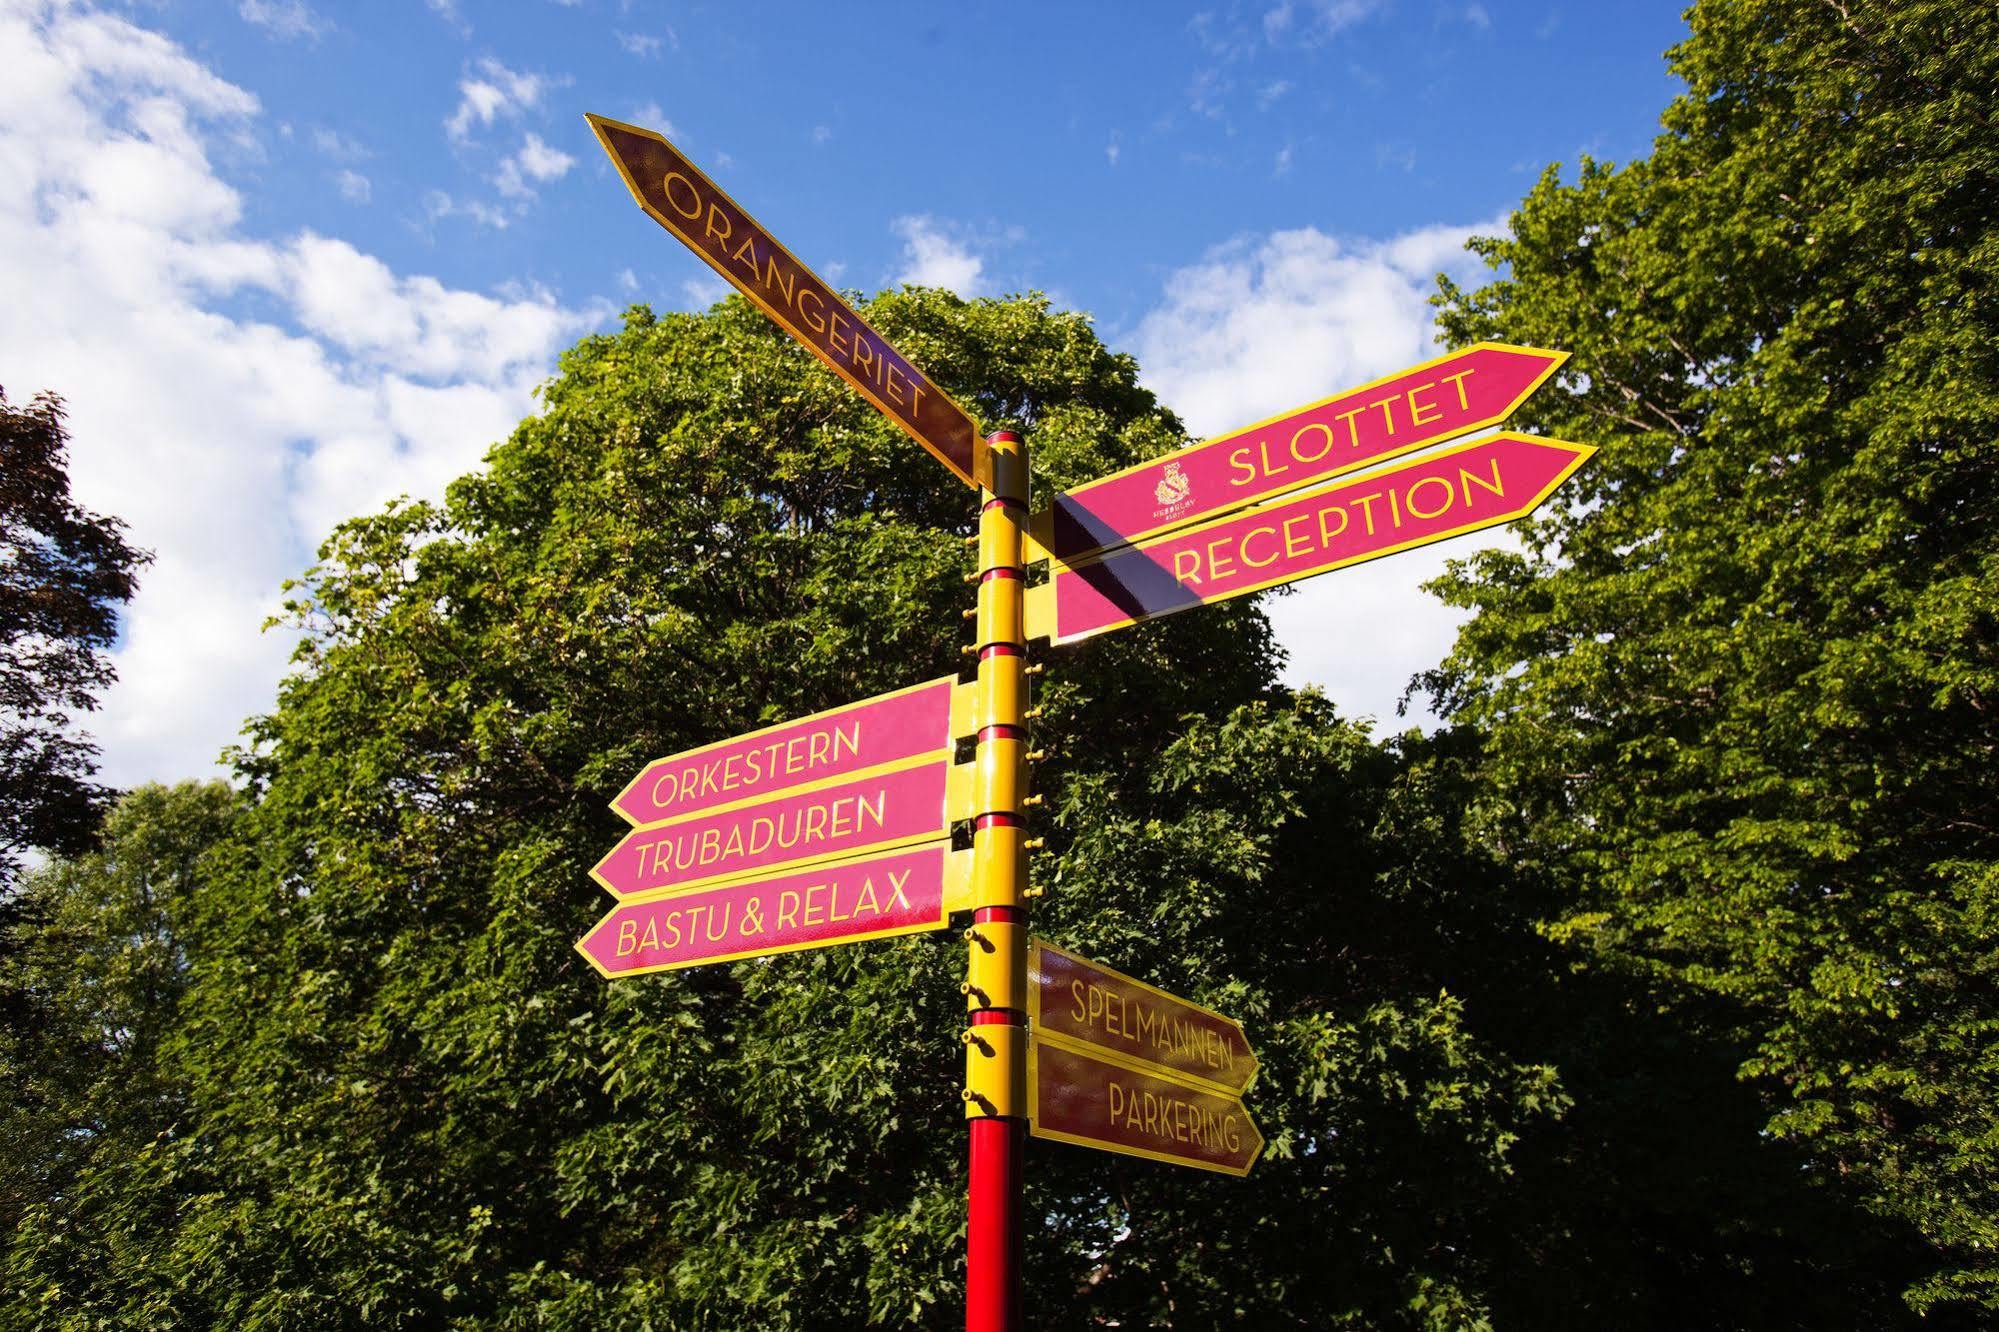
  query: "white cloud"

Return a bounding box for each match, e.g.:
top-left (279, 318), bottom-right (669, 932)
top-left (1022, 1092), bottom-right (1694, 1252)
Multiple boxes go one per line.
top-left (1130, 220), bottom-right (1507, 732)
top-left (238, 0), bottom-right (325, 41)
top-left (617, 268), bottom-right (638, 293)
top-left (1263, 0), bottom-right (1382, 44)
top-left (311, 126), bottom-right (368, 160)
top-left (890, 215), bottom-right (990, 298)
top-left (626, 101), bottom-right (673, 135)
top-left (1466, 3), bottom-right (1493, 31)
top-left (1188, 67), bottom-right (1229, 117)
top-left (494, 131), bottom-right (574, 199)
top-left (0, 4), bottom-right (602, 786)
top-left (1273, 144), bottom-right (1293, 177)
top-left (1256, 79), bottom-right (1292, 108)
top-left (445, 57), bottom-right (550, 141)
top-left (811, 124), bottom-right (833, 145)
top-left (617, 30), bottom-right (663, 57)
top-left (423, 188), bottom-right (510, 229)
top-left (334, 167), bottom-right (369, 202)
top-left (1106, 131), bottom-right (1121, 167)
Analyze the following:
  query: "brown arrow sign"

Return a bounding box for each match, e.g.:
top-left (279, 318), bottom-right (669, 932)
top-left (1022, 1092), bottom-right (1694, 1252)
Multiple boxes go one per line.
top-left (1029, 940), bottom-right (1257, 1094)
top-left (1030, 1040), bottom-right (1264, 1177)
top-left (586, 114), bottom-right (983, 488)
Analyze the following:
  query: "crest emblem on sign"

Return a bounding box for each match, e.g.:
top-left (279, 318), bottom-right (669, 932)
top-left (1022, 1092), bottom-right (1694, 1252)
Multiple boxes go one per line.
top-left (1153, 461), bottom-right (1193, 518)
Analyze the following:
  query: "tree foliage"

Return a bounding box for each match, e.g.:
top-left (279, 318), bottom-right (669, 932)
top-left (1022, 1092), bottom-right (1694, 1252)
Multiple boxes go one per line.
top-left (0, 387), bottom-right (149, 885)
top-left (3, 285), bottom-right (1942, 1328)
top-left (1425, 0), bottom-right (1999, 1315)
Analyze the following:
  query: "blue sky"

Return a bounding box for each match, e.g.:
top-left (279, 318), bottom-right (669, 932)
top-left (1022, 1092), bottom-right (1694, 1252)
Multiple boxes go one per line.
top-left (0, 1), bottom-right (1691, 787)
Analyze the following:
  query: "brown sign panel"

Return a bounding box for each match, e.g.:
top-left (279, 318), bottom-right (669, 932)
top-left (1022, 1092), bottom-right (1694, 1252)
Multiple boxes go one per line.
top-left (1029, 940), bottom-right (1257, 1094)
top-left (1029, 1038), bottom-right (1263, 1177)
top-left (586, 114), bottom-right (983, 488)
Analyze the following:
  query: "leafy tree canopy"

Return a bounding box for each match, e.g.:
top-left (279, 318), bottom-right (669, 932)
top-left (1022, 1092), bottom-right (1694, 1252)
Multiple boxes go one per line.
top-left (1426, 0), bottom-right (1999, 1314)
top-left (0, 387), bottom-right (148, 884)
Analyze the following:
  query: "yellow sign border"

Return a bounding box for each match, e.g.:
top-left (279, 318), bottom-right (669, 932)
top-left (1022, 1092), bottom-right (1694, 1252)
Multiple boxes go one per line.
top-left (586, 113), bottom-right (986, 489)
top-left (1026, 431), bottom-right (1596, 646)
top-left (1027, 939), bottom-right (1258, 1095)
top-left (1026, 1033), bottom-right (1263, 1178)
top-left (1027, 341), bottom-right (1569, 562)
top-left (592, 749), bottom-right (971, 902)
top-left (575, 837), bottom-right (969, 979)
top-left (611, 677), bottom-right (971, 828)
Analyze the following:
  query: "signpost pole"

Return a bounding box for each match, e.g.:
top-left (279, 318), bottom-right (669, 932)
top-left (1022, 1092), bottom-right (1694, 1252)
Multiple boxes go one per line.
top-left (963, 429), bottom-right (1030, 1332)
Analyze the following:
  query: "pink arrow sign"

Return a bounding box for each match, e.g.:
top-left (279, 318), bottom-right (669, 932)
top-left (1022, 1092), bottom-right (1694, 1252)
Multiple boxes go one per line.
top-left (1027, 432), bottom-right (1595, 646)
top-left (576, 841), bottom-right (964, 976)
top-left (613, 676), bottom-right (959, 827)
top-left (591, 757), bottom-right (956, 900)
top-left (1041, 343), bottom-right (1568, 563)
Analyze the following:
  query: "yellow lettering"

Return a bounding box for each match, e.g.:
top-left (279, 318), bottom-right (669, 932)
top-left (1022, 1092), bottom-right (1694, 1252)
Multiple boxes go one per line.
top-left (827, 311), bottom-right (851, 358)
top-left (1459, 457), bottom-right (1505, 504)
top-left (1405, 383), bottom-right (1442, 427)
top-left (1227, 446), bottom-right (1256, 486)
top-left (1241, 525), bottom-right (1280, 569)
top-left (1257, 438), bottom-right (1289, 478)
top-left (1334, 404), bottom-right (1367, 446)
top-left (615, 920), bottom-right (638, 956)
top-left (884, 868), bottom-right (913, 911)
top-left (1291, 420), bottom-right (1334, 464)
top-left (1440, 367), bottom-right (1475, 410)
top-left (1316, 502), bottom-right (1348, 546)
top-left (777, 890), bottom-right (800, 930)
top-left (1351, 491), bottom-right (1381, 535)
top-left (702, 203), bottom-right (732, 246)
top-left (1205, 536), bottom-right (1236, 581)
top-left (804, 885), bottom-right (827, 926)
top-left (797, 287), bottom-right (827, 334)
top-left (728, 233), bottom-right (760, 274)
top-left (762, 255), bottom-right (795, 307)
top-left (1405, 475), bottom-right (1454, 520)
top-left (1368, 394), bottom-right (1398, 434)
top-left (1071, 979), bottom-right (1087, 1023)
top-left (661, 171), bottom-right (702, 219)
top-left (1172, 548), bottom-right (1202, 584)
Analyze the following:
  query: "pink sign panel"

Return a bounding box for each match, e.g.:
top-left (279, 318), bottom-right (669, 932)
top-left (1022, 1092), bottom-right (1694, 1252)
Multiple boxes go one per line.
top-left (592, 759), bottom-right (954, 899)
top-left (613, 677), bottom-right (956, 826)
top-left (576, 842), bottom-right (953, 976)
top-left (1036, 433), bottom-right (1594, 645)
top-left (1045, 343), bottom-right (1567, 562)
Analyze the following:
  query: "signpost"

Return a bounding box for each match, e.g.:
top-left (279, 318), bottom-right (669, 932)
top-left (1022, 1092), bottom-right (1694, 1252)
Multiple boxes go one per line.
top-left (612, 676), bottom-right (966, 826)
top-left (580, 113), bottom-right (1594, 1332)
top-left (587, 114), bottom-right (985, 488)
top-left (1026, 432), bottom-right (1595, 646)
top-left (1029, 1040), bottom-right (1264, 1177)
top-left (1024, 941), bottom-right (1262, 1175)
top-left (576, 841), bottom-right (970, 976)
top-left (1028, 940), bottom-right (1257, 1094)
top-left (1035, 343), bottom-right (1568, 562)
top-left (591, 753), bottom-right (964, 900)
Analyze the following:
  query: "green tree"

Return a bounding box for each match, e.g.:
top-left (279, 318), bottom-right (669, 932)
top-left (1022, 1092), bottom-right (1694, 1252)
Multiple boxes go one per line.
top-left (0, 386), bottom-right (150, 886)
top-left (5, 292), bottom-right (1579, 1330)
top-left (0, 782), bottom-right (243, 1324)
top-left (4, 286), bottom-right (1937, 1329)
top-left (1426, 0), bottom-right (1999, 1316)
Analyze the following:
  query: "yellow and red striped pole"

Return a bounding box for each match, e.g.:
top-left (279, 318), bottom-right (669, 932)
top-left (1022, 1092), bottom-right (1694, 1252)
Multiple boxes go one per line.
top-left (962, 428), bottom-right (1031, 1332)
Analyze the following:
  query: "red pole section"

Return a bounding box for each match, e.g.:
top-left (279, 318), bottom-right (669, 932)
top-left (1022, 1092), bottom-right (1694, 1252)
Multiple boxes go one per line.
top-left (967, 908), bottom-right (1027, 1332)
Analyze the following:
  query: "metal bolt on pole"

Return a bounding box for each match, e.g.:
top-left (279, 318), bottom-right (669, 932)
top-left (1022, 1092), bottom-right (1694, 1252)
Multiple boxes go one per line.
top-left (963, 429), bottom-right (1030, 1332)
